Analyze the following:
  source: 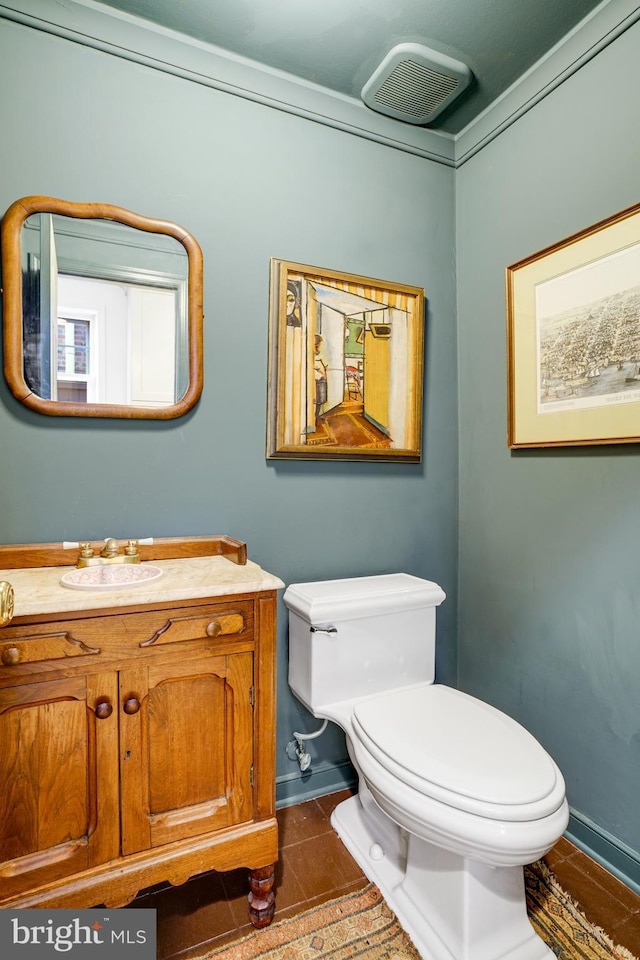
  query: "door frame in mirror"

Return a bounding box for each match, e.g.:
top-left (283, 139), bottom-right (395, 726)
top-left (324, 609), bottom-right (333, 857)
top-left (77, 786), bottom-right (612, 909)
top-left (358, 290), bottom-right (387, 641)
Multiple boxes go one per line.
top-left (1, 196), bottom-right (204, 419)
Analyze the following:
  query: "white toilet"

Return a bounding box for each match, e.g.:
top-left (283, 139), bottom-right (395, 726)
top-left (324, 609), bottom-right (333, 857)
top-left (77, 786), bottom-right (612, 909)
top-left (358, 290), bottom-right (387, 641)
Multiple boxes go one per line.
top-left (284, 574), bottom-right (569, 960)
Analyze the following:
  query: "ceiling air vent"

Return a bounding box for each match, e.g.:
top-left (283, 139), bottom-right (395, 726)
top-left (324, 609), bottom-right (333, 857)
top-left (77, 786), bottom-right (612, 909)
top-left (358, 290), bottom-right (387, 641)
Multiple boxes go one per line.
top-left (361, 43), bottom-right (472, 125)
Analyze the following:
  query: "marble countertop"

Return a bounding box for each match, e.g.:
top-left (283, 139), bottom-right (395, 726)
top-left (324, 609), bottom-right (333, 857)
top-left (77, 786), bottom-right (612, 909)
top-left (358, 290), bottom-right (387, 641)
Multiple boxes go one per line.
top-left (0, 556), bottom-right (285, 618)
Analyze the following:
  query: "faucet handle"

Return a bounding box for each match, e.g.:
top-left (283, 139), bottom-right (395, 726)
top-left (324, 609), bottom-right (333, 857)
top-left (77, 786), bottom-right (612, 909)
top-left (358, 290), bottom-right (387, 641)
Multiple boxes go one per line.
top-left (79, 542), bottom-right (94, 559)
top-left (124, 539), bottom-right (140, 558)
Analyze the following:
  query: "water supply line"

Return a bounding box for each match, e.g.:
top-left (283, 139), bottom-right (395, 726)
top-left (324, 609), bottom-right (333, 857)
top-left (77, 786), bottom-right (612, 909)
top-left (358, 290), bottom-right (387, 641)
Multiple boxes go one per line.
top-left (286, 720), bottom-right (329, 772)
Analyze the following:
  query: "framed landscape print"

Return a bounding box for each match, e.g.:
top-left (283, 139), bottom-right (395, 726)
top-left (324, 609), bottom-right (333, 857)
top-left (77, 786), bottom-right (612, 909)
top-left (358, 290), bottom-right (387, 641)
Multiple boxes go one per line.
top-left (507, 200), bottom-right (640, 448)
top-left (266, 259), bottom-right (425, 461)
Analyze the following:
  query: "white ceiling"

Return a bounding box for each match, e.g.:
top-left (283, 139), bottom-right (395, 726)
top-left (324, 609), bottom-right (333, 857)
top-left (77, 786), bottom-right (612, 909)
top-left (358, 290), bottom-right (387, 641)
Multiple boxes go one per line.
top-left (93, 0), bottom-right (606, 134)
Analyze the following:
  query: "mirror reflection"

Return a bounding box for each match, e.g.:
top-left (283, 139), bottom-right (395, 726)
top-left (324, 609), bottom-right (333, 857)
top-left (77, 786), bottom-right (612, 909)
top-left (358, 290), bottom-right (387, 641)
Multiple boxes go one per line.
top-left (1, 197), bottom-right (203, 419)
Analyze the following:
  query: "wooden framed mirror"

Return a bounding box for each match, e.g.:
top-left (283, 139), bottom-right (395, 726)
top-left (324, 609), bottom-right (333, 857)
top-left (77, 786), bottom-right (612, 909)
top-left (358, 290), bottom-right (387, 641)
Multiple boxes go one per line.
top-left (1, 196), bottom-right (203, 418)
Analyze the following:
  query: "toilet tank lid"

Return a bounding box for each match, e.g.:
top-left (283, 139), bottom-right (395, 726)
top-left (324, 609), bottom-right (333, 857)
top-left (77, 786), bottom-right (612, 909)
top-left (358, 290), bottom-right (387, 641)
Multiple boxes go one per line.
top-left (283, 573), bottom-right (445, 623)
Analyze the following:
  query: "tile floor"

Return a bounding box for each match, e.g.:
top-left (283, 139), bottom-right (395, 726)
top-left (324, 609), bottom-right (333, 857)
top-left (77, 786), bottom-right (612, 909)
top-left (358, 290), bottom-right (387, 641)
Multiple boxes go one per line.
top-left (130, 790), bottom-right (640, 960)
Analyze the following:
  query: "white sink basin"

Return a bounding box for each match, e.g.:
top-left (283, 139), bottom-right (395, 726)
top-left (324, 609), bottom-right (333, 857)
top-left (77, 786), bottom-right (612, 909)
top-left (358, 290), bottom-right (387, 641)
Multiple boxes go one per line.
top-left (60, 564), bottom-right (163, 591)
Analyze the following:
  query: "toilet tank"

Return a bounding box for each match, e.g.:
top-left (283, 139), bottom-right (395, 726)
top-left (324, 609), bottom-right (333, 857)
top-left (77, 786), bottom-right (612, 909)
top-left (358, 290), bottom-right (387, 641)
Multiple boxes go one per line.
top-left (284, 574), bottom-right (446, 713)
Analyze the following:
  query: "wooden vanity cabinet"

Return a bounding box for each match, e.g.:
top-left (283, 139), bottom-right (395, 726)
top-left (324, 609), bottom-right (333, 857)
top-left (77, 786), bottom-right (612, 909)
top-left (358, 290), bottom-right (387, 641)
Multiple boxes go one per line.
top-left (0, 581), bottom-right (279, 921)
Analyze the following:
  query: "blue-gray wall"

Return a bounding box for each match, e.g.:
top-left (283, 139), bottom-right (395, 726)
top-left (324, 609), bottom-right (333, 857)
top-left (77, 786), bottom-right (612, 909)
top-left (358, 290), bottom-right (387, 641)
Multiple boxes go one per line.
top-left (0, 18), bottom-right (458, 802)
top-left (457, 17), bottom-right (640, 888)
top-left (2, 1), bottom-right (639, 893)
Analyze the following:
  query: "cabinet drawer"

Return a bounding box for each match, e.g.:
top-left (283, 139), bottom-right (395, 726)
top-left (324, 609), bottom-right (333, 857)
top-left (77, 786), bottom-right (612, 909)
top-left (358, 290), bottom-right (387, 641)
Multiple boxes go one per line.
top-left (0, 631), bottom-right (100, 667)
top-left (0, 599), bottom-right (255, 675)
top-left (139, 601), bottom-right (253, 648)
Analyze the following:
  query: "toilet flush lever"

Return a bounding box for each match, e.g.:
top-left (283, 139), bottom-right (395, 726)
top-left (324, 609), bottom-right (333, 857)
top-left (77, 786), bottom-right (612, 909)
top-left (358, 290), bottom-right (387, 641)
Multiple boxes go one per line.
top-left (310, 625), bottom-right (337, 635)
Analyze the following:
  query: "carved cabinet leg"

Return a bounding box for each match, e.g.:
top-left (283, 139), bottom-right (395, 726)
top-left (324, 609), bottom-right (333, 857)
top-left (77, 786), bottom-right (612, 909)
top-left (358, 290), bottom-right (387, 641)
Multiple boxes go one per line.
top-left (248, 864), bottom-right (276, 927)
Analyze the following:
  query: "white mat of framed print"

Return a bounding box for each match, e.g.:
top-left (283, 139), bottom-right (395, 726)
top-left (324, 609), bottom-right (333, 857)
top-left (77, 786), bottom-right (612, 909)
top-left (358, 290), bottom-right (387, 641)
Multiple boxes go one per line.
top-left (507, 200), bottom-right (640, 448)
top-left (266, 259), bottom-right (425, 461)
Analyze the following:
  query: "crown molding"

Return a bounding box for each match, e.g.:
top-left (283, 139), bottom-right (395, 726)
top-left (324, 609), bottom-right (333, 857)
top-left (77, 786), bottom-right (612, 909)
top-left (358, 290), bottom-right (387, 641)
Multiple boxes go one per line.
top-left (454, 0), bottom-right (640, 166)
top-left (1, 0), bottom-right (636, 169)
top-left (0, 0), bottom-right (455, 166)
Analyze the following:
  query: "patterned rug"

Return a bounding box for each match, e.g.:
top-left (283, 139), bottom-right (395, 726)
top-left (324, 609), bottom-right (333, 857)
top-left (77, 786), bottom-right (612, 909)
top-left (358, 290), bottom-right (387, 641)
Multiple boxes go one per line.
top-left (202, 861), bottom-right (637, 960)
top-left (526, 860), bottom-right (636, 960)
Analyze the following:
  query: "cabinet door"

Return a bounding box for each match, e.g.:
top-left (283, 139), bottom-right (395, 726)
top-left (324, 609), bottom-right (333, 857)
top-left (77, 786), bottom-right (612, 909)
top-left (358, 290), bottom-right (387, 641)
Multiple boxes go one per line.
top-left (120, 652), bottom-right (254, 855)
top-left (0, 672), bottom-right (119, 900)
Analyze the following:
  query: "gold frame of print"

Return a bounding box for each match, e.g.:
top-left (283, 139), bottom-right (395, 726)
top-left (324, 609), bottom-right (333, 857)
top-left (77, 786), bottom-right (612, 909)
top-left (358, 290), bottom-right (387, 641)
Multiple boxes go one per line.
top-left (508, 200), bottom-right (640, 447)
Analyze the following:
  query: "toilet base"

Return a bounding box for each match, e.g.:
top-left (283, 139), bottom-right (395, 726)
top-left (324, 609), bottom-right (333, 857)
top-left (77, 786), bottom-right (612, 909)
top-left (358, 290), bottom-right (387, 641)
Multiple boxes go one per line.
top-left (331, 794), bottom-right (555, 960)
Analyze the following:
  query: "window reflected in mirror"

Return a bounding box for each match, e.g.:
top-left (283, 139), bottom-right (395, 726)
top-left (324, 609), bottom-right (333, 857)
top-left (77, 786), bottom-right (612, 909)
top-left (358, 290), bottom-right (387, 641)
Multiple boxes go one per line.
top-left (2, 197), bottom-right (203, 419)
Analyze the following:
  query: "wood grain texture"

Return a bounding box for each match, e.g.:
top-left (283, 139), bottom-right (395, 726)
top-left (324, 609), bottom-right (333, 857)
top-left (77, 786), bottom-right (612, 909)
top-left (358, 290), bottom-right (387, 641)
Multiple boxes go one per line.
top-left (0, 535), bottom-right (247, 569)
top-left (1, 195), bottom-right (204, 421)
top-left (0, 818), bottom-right (279, 909)
top-left (0, 563), bottom-right (278, 920)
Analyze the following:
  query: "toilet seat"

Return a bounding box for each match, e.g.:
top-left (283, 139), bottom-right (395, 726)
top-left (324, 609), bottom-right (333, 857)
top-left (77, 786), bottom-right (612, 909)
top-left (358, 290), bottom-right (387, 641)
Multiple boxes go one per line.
top-left (352, 684), bottom-right (566, 822)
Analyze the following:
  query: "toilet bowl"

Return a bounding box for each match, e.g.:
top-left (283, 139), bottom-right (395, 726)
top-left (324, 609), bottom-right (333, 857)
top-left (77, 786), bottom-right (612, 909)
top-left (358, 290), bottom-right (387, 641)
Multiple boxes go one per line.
top-left (284, 574), bottom-right (569, 960)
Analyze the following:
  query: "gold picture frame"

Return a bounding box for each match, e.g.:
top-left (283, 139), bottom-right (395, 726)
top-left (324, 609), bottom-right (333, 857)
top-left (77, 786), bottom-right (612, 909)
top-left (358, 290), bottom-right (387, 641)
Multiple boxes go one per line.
top-left (507, 200), bottom-right (640, 448)
top-left (266, 259), bottom-right (425, 461)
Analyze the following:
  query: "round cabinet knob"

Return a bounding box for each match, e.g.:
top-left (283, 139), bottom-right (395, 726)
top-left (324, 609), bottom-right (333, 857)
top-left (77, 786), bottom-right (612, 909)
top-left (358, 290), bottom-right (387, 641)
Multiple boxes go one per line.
top-left (206, 620), bottom-right (222, 638)
top-left (1, 646), bottom-right (20, 666)
top-left (123, 697), bottom-right (141, 715)
top-left (95, 701), bottom-right (113, 720)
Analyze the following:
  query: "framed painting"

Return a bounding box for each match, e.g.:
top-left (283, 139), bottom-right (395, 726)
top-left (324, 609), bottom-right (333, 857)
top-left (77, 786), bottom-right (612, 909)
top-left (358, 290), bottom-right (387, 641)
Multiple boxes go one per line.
top-left (266, 259), bottom-right (425, 461)
top-left (507, 200), bottom-right (640, 448)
